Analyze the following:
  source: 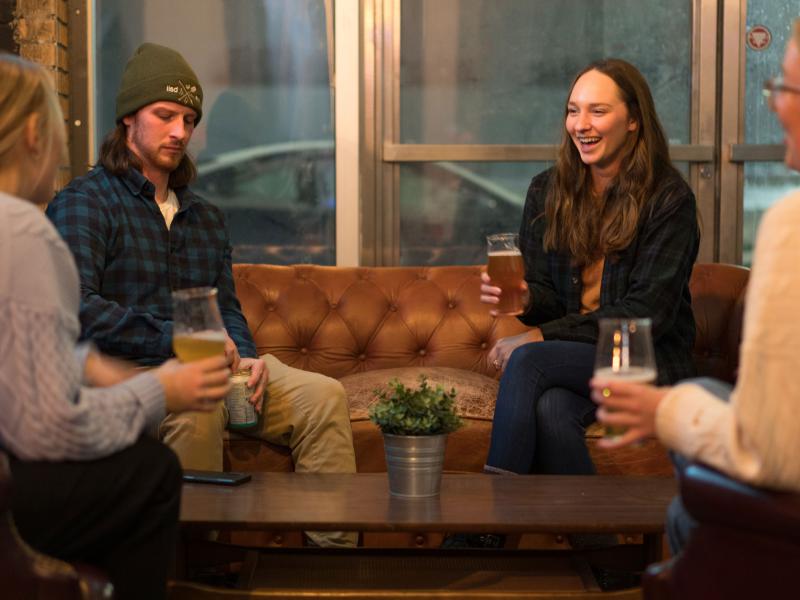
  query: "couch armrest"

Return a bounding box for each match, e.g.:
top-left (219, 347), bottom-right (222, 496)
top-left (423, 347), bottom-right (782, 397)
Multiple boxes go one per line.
top-left (680, 463), bottom-right (800, 543)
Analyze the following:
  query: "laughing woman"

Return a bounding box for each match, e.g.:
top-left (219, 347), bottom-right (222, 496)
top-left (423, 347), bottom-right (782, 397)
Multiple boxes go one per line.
top-left (481, 58), bottom-right (699, 476)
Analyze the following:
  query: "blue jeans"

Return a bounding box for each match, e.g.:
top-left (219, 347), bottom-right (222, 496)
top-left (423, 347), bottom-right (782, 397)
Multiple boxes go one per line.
top-left (666, 377), bottom-right (733, 555)
top-left (485, 340), bottom-right (598, 475)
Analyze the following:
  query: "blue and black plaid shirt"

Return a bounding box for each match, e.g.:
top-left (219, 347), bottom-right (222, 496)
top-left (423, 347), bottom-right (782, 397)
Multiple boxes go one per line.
top-left (46, 166), bottom-right (257, 366)
top-left (518, 168), bottom-right (700, 385)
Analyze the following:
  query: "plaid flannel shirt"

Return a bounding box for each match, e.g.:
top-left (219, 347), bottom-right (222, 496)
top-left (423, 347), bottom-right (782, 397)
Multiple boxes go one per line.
top-left (46, 166), bottom-right (257, 366)
top-left (518, 168), bottom-right (699, 385)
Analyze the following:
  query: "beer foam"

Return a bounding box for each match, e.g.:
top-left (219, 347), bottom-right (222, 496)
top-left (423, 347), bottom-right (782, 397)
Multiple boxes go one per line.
top-left (184, 330), bottom-right (227, 342)
top-left (594, 366), bottom-right (657, 383)
top-left (488, 250), bottom-right (522, 256)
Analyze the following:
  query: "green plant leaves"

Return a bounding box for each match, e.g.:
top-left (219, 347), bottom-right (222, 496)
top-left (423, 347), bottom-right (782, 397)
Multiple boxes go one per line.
top-left (368, 375), bottom-right (463, 436)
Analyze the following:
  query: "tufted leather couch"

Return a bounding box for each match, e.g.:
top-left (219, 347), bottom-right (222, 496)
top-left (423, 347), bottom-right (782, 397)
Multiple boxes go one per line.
top-left (223, 262), bottom-right (749, 478)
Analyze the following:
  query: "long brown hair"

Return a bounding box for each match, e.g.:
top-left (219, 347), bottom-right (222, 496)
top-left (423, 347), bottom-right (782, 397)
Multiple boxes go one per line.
top-left (544, 58), bottom-right (673, 265)
top-left (97, 121), bottom-right (196, 189)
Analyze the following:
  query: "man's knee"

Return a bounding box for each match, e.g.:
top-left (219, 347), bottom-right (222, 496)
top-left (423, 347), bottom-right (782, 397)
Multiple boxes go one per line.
top-left (160, 404), bottom-right (226, 441)
top-left (159, 404), bottom-right (226, 471)
top-left (303, 376), bottom-right (349, 421)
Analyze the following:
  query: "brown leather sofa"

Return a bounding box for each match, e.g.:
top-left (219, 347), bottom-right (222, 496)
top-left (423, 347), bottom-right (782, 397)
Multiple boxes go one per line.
top-left (224, 262), bottom-right (749, 478)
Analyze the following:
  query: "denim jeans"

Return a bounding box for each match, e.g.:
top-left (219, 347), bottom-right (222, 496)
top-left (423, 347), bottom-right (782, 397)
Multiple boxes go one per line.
top-left (666, 377), bottom-right (733, 555)
top-left (485, 340), bottom-right (598, 475)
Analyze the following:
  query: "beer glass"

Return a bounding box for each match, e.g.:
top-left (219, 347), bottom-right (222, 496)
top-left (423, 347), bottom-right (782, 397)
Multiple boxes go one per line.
top-left (593, 318), bottom-right (657, 439)
top-left (172, 287), bottom-right (227, 362)
top-left (486, 233), bottom-right (525, 315)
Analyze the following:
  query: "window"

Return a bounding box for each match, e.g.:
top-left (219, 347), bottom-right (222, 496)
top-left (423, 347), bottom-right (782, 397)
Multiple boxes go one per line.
top-left (94, 0), bottom-right (336, 264)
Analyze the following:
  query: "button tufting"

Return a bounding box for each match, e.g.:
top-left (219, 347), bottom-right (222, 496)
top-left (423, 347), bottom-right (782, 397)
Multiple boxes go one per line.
top-left (330, 302), bottom-right (338, 309)
top-left (415, 535), bottom-right (426, 546)
top-left (300, 348), bottom-right (308, 355)
top-left (571, 276), bottom-right (579, 285)
top-left (419, 349), bottom-right (426, 356)
top-left (389, 305), bottom-right (398, 311)
top-left (359, 354), bottom-right (366, 361)
top-left (448, 302), bottom-right (456, 309)
top-left (480, 342), bottom-right (488, 349)
top-left (268, 305), bottom-right (276, 311)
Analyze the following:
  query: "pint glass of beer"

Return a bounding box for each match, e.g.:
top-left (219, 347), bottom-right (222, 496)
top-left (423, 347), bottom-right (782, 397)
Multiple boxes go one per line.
top-left (593, 318), bottom-right (657, 439)
top-left (172, 287), bottom-right (227, 362)
top-left (486, 233), bottom-right (525, 316)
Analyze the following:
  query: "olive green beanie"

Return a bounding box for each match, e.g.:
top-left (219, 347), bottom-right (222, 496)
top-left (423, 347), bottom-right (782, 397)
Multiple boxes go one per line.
top-left (115, 43), bottom-right (203, 123)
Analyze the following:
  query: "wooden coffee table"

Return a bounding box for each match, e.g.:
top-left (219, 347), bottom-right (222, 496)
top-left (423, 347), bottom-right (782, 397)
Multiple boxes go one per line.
top-left (174, 472), bottom-right (676, 598)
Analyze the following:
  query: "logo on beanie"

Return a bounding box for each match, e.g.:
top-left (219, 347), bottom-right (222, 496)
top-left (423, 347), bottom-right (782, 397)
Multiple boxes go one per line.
top-left (165, 80), bottom-right (200, 107)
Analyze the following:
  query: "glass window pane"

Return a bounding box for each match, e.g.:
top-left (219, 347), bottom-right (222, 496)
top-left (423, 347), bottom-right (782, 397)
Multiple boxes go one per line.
top-left (399, 0), bottom-right (692, 145)
top-left (742, 3), bottom-right (800, 265)
top-left (95, 0), bottom-right (335, 264)
top-left (399, 162), bottom-right (549, 266)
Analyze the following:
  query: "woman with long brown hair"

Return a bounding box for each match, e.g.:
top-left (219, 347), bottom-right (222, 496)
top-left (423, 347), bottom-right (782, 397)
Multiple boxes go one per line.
top-left (481, 58), bottom-right (699, 478)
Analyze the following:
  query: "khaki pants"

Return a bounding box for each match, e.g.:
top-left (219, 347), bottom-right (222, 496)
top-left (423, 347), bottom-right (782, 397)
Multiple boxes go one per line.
top-left (160, 354), bottom-right (357, 547)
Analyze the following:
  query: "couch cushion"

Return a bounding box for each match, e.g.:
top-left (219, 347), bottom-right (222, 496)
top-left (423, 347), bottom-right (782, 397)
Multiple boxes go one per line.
top-left (341, 366), bottom-right (499, 422)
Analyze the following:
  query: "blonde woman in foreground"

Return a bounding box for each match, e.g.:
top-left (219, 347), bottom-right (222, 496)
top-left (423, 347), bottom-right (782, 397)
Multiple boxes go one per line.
top-left (0, 53), bottom-right (230, 600)
top-left (591, 22), bottom-right (800, 555)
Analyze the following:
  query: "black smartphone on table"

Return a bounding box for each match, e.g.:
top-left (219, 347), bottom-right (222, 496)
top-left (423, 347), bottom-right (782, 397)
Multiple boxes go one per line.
top-left (182, 470), bottom-right (252, 486)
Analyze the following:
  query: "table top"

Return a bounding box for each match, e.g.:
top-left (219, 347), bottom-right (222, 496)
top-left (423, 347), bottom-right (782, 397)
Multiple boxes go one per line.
top-left (180, 472), bottom-right (676, 534)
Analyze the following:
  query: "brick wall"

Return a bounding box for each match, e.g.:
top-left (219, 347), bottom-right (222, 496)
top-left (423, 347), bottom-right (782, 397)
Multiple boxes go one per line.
top-left (15, 0), bottom-right (71, 187)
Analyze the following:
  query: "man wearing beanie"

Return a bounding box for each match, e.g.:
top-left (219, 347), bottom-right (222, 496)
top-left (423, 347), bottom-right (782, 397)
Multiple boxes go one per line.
top-left (47, 43), bottom-right (357, 548)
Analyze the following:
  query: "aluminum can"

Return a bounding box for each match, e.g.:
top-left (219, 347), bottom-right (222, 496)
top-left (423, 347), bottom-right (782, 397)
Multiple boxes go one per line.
top-left (226, 370), bottom-right (258, 429)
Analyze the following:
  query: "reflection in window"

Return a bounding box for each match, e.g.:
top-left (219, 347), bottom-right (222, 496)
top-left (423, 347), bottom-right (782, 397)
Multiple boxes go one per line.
top-left (399, 162), bottom-right (549, 266)
top-left (95, 0), bottom-right (335, 265)
top-left (742, 5), bottom-right (800, 266)
top-left (398, 0), bottom-right (691, 265)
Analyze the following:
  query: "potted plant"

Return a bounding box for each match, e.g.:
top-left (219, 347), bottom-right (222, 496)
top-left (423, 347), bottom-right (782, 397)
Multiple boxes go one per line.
top-left (369, 375), bottom-right (463, 498)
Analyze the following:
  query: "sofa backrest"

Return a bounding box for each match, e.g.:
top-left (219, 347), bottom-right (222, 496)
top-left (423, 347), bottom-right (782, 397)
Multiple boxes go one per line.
top-left (689, 263), bottom-right (749, 383)
top-left (233, 263), bottom-right (749, 383)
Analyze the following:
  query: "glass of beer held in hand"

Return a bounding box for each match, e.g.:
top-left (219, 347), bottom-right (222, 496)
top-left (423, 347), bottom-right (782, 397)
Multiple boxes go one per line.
top-left (171, 287), bottom-right (227, 362)
top-left (594, 318), bottom-right (657, 439)
top-left (487, 233), bottom-right (525, 316)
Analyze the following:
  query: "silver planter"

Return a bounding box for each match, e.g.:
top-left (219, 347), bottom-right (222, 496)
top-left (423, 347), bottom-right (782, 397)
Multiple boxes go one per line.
top-left (383, 433), bottom-right (447, 498)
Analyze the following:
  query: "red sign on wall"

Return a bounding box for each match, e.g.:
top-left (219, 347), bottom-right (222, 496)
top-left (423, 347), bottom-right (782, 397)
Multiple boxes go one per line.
top-left (747, 25), bottom-right (772, 51)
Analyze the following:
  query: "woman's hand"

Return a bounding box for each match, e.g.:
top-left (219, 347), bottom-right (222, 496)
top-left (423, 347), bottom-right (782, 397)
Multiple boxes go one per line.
top-left (589, 377), bottom-right (671, 449)
top-left (480, 271), bottom-right (529, 317)
top-left (488, 329), bottom-right (543, 372)
top-left (236, 357), bottom-right (269, 412)
top-left (155, 356), bottom-right (231, 414)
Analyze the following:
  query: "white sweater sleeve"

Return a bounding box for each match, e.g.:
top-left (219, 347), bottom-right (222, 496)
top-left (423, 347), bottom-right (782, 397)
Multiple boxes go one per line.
top-left (656, 192), bottom-right (800, 491)
top-left (0, 194), bottom-right (165, 461)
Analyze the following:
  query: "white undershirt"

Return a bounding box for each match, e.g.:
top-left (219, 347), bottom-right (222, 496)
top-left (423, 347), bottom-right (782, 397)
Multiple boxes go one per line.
top-left (158, 189), bottom-right (179, 230)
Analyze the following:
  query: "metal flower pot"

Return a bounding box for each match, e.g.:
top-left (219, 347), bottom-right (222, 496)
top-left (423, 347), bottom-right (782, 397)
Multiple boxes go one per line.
top-left (383, 433), bottom-right (447, 498)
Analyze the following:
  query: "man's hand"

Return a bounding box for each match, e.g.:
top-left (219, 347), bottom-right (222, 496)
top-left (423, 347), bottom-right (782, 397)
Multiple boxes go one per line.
top-left (237, 357), bottom-right (268, 412)
top-left (589, 377), bottom-right (671, 449)
top-left (155, 356), bottom-right (231, 414)
top-left (223, 333), bottom-right (241, 371)
top-left (487, 328), bottom-right (543, 372)
top-left (480, 271), bottom-right (529, 317)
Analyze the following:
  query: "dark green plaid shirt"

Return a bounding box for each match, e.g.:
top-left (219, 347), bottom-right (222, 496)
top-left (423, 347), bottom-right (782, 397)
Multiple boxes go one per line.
top-left (46, 166), bottom-right (257, 366)
top-left (518, 168), bottom-right (699, 385)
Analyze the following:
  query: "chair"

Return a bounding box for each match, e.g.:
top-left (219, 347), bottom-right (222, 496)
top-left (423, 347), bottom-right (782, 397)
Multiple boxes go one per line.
top-left (643, 463), bottom-right (800, 599)
top-left (0, 452), bottom-right (114, 599)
